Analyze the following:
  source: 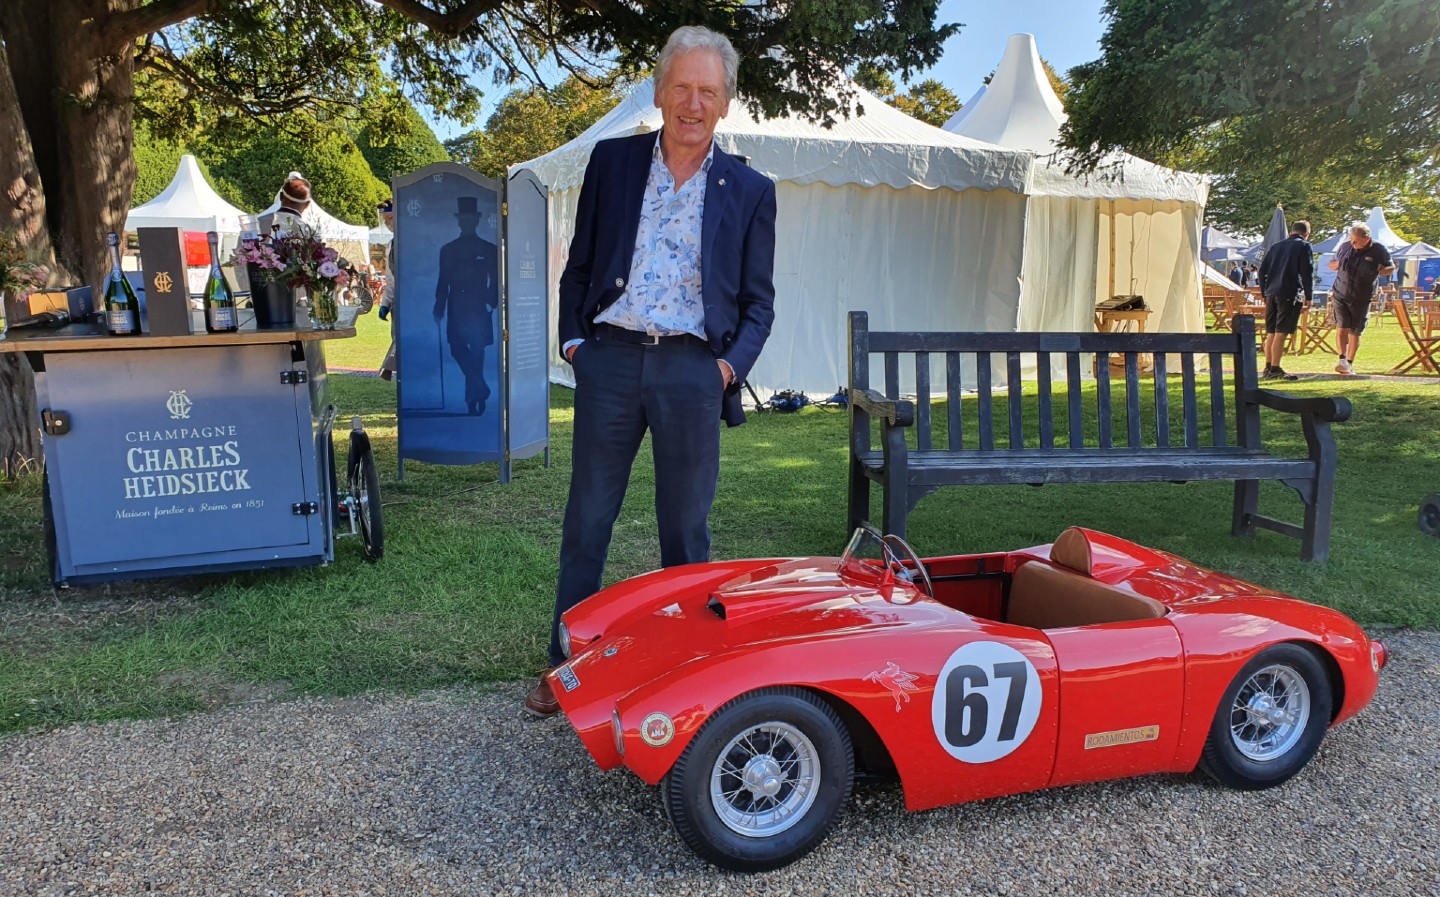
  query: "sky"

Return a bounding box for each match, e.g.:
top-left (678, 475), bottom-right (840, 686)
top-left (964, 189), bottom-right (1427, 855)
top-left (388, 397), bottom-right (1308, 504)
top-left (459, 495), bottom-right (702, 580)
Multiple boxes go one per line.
top-left (423, 0), bottom-right (1110, 141)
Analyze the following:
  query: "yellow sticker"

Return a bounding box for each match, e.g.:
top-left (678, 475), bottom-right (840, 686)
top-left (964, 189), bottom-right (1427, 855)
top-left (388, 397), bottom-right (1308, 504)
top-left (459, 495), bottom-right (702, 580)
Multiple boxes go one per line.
top-left (1084, 725), bottom-right (1160, 749)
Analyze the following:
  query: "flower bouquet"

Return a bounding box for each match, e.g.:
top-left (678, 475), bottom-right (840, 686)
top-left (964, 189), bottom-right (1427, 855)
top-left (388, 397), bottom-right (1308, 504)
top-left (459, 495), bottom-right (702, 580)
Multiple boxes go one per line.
top-left (233, 222), bottom-right (355, 329)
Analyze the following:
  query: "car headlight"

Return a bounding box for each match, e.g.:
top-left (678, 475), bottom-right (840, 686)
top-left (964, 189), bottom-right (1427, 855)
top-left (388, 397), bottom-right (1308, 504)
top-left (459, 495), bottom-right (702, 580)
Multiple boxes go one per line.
top-left (559, 622), bottom-right (572, 659)
top-left (612, 709), bottom-right (625, 757)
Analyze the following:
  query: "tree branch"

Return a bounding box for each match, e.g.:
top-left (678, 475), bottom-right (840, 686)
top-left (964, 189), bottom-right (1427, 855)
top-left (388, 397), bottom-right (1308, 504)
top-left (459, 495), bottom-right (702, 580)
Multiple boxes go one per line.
top-left (371, 0), bottom-right (506, 37)
top-left (100, 0), bottom-right (215, 45)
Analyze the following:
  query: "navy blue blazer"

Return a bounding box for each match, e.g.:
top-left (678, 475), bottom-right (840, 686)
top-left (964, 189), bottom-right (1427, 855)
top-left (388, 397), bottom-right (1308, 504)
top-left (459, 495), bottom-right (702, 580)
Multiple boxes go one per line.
top-left (558, 131), bottom-right (777, 426)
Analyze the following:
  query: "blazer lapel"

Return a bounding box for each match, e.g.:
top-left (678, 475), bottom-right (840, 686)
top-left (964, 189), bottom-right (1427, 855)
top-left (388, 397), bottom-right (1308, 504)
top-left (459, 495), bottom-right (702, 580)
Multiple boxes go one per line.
top-left (619, 132), bottom-right (656, 272)
top-left (701, 149), bottom-right (736, 290)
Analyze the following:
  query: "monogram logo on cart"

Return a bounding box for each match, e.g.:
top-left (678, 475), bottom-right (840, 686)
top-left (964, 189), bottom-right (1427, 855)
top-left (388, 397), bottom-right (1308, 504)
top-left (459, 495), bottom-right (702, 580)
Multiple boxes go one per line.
top-left (640, 712), bottom-right (675, 747)
top-left (406, 199), bottom-right (423, 217)
top-left (152, 271), bottom-right (174, 294)
top-left (431, 173), bottom-right (445, 183)
top-left (165, 390), bottom-right (193, 420)
top-left (865, 661), bottom-right (919, 712)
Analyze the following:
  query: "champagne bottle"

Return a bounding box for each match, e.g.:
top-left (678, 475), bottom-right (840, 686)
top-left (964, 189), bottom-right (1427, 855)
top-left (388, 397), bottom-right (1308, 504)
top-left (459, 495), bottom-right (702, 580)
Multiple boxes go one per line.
top-left (103, 232), bottom-right (141, 335)
top-left (204, 231), bottom-right (238, 333)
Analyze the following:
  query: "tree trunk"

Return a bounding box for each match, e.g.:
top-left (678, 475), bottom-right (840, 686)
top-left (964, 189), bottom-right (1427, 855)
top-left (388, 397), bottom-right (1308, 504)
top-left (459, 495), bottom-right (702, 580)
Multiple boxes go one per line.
top-left (0, 0), bottom-right (139, 477)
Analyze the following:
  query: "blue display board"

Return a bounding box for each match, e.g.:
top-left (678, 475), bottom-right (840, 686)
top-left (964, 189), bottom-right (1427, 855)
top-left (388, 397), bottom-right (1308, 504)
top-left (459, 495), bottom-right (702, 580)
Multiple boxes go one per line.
top-left (393, 162), bottom-right (550, 480)
top-left (505, 170), bottom-right (550, 462)
top-left (1418, 258), bottom-right (1439, 293)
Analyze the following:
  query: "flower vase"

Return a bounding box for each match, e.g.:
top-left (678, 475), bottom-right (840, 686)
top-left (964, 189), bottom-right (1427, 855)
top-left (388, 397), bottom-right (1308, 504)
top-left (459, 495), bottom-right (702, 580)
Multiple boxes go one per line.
top-left (309, 285), bottom-right (339, 331)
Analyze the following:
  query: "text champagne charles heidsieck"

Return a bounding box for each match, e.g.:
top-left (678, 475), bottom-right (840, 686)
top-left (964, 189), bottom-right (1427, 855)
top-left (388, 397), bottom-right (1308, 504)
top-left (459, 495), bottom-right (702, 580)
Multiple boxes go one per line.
top-left (204, 231), bottom-right (237, 333)
top-left (103, 232), bottom-right (141, 336)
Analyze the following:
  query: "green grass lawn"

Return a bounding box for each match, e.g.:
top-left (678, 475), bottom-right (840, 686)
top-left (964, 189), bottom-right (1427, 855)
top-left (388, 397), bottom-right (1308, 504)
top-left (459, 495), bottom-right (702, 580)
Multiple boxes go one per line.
top-left (1, 320), bottom-right (1437, 735)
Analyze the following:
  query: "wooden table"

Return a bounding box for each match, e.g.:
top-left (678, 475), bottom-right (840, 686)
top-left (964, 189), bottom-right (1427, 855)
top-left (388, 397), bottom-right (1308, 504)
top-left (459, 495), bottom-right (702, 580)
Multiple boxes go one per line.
top-left (1094, 308), bottom-right (1153, 374)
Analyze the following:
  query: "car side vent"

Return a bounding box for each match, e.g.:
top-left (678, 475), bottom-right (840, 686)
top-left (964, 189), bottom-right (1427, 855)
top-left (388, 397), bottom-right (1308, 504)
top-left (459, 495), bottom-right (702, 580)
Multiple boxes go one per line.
top-left (706, 596), bottom-right (726, 620)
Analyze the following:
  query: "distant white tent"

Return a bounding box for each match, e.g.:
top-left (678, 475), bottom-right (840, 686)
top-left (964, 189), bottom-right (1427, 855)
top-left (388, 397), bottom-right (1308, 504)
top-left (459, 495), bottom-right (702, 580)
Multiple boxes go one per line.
top-left (1362, 207), bottom-right (1410, 251)
top-left (1202, 226), bottom-right (1247, 262)
top-left (947, 33), bottom-right (1209, 337)
top-left (940, 85), bottom-right (987, 133)
top-left (368, 222), bottom-right (394, 246)
top-left (518, 77), bottom-right (1035, 394)
top-left (125, 155), bottom-right (251, 234)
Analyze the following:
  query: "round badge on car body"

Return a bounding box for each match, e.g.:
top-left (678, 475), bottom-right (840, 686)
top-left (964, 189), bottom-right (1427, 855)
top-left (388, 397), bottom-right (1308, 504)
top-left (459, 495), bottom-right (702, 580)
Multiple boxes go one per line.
top-left (931, 641), bottom-right (1042, 763)
top-left (640, 712), bottom-right (675, 747)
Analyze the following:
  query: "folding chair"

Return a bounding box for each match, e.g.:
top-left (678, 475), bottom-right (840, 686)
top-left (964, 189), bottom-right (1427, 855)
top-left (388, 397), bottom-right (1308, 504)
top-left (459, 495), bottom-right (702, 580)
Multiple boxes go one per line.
top-left (1388, 300), bottom-right (1440, 375)
top-left (1292, 306), bottom-right (1337, 356)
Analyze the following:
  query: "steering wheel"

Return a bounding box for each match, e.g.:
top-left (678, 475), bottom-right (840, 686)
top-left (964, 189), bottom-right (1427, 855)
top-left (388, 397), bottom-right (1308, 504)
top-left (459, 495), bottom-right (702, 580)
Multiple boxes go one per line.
top-left (881, 533), bottom-right (934, 601)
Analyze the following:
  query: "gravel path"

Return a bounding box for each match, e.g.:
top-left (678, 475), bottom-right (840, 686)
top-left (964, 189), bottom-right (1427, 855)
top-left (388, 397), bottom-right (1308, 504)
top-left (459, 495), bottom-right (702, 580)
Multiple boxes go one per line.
top-left (3, 629), bottom-right (1437, 897)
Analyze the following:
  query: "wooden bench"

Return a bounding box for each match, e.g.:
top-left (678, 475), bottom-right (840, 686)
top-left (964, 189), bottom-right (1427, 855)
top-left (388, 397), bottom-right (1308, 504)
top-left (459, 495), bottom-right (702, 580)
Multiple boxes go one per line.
top-left (846, 312), bottom-right (1352, 562)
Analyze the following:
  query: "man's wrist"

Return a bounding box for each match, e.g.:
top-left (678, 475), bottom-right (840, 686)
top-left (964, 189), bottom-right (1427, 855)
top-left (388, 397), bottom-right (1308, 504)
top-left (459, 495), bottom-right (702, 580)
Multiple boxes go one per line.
top-left (718, 358), bottom-right (735, 386)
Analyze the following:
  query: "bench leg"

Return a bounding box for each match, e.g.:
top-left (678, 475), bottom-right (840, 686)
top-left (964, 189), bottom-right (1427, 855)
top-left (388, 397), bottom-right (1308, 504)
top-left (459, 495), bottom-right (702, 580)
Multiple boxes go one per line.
top-left (881, 475), bottom-right (908, 538)
top-left (848, 456), bottom-right (869, 533)
top-left (1232, 480), bottom-right (1259, 538)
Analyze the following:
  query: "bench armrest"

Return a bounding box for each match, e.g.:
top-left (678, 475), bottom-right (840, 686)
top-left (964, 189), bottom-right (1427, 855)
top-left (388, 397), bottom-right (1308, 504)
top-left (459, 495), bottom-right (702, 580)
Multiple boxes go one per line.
top-left (849, 387), bottom-right (915, 427)
top-left (1246, 388), bottom-right (1353, 423)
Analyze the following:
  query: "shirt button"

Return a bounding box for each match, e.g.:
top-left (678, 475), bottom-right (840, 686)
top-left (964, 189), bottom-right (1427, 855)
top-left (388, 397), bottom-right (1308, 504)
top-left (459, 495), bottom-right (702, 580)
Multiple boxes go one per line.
top-left (615, 277), bottom-right (625, 288)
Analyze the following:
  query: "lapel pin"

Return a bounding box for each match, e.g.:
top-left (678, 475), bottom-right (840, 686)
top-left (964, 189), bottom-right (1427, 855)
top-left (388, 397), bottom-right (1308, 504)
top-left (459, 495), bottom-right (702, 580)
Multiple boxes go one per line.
top-left (718, 178), bottom-right (726, 186)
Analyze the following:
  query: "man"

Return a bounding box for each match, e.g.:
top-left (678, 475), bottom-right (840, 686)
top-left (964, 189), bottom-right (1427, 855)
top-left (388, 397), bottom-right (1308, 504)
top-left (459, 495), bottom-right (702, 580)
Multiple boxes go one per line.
top-left (1228, 264), bottom-right (1244, 285)
top-left (1257, 220), bottom-right (1314, 380)
top-left (525, 25), bottom-right (777, 715)
top-left (275, 172), bottom-right (312, 228)
top-left (432, 196), bottom-right (499, 414)
top-left (376, 199), bottom-right (398, 381)
top-left (1329, 224), bottom-right (1396, 375)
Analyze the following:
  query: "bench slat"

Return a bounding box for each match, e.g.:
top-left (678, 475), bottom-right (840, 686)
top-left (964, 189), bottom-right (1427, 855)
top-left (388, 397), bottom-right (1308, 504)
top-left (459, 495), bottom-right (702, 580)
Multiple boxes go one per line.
top-left (1037, 352), bottom-right (1054, 450)
top-left (1154, 352), bottom-right (1171, 449)
top-left (977, 353), bottom-right (994, 451)
top-left (1209, 351), bottom-right (1227, 447)
top-left (946, 352), bottom-right (962, 450)
top-left (1182, 354), bottom-right (1198, 448)
top-left (1096, 360), bottom-right (1113, 449)
top-left (884, 351), bottom-right (900, 401)
top-left (1067, 353), bottom-right (1083, 448)
top-left (855, 449), bottom-right (1313, 486)
top-left (1007, 352), bottom-right (1023, 448)
top-left (866, 330), bottom-right (1234, 354)
top-left (1125, 353), bottom-right (1141, 448)
top-left (916, 352), bottom-right (932, 452)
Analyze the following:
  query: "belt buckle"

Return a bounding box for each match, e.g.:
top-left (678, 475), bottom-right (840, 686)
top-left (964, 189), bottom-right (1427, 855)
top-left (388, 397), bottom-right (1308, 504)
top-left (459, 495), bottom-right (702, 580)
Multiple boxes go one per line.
top-left (641, 332), bottom-right (661, 346)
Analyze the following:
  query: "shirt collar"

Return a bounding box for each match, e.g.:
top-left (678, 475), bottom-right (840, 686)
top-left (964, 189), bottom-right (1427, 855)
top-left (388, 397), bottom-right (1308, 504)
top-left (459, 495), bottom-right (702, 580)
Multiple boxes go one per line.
top-left (652, 132), bottom-right (716, 173)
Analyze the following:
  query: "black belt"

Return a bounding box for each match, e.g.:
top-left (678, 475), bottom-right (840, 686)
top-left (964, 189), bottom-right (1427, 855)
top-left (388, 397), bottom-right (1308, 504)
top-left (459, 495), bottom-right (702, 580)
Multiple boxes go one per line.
top-left (595, 323), bottom-right (708, 349)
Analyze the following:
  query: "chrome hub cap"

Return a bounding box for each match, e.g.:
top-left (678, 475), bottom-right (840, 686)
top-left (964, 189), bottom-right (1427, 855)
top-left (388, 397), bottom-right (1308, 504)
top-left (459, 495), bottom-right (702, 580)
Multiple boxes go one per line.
top-left (1229, 664), bottom-right (1311, 761)
top-left (710, 722), bottom-right (820, 837)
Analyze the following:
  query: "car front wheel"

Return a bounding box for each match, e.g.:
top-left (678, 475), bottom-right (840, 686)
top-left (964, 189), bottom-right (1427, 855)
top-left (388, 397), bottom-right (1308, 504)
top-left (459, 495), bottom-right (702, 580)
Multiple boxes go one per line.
top-left (662, 687), bottom-right (854, 872)
top-left (1199, 643), bottom-right (1332, 790)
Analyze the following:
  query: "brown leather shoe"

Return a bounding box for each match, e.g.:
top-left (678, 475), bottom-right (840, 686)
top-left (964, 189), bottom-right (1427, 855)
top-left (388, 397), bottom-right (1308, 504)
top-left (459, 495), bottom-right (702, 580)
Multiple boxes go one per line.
top-left (524, 670), bottom-right (560, 717)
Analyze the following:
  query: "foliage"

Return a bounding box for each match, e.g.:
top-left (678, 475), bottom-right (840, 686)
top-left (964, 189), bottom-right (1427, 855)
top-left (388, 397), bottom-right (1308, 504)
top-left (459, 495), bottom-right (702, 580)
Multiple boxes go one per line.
top-left (0, 231), bottom-right (48, 295)
top-left (356, 99), bottom-right (451, 184)
top-left (448, 76), bottom-right (622, 180)
top-left (1389, 170), bottom-right (1440, 246)
top-left (853, 65), bottom-right (959, 127)
top-left (1061, 0), bottom-right (1440, 176)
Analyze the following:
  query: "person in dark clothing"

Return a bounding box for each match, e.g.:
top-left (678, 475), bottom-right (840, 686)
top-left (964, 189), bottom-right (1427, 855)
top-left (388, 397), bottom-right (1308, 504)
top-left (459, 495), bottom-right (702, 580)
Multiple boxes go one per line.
top-left (1328, 224), bottom-right (1396, 375)
top-left (1229, 264), bottom-right (1245, 285)
top-left (1257, 220), bottom-right (1314, 380)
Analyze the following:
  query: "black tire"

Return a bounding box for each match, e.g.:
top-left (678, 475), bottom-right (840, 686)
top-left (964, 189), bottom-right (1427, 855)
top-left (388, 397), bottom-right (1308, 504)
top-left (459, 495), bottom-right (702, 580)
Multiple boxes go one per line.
top-left (41, 467), bottom-right (60, 586)
top-left (347, 431), bottom-right (384, 561)
top-left (1420, 494), bottom-right (1440, 537)
top-left (1199, 643), bottom-right (1332, 791)
top-left (662, 687), bottom-right (853, 872)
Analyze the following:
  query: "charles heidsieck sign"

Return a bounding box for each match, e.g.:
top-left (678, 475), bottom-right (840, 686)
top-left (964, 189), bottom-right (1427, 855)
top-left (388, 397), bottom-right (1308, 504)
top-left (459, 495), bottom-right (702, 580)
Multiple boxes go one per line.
top-left (391, 162), bottom-right (550, 482)
top-left (40, 344), bottom-right (322, 576)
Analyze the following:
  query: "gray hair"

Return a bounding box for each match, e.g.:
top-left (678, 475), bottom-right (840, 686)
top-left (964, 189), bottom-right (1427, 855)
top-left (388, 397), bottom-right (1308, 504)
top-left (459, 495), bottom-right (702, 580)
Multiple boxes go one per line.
top-left (654, 26), bottom-right (738, 101)
top-left (1350, 224), bottom-right (1371, 238)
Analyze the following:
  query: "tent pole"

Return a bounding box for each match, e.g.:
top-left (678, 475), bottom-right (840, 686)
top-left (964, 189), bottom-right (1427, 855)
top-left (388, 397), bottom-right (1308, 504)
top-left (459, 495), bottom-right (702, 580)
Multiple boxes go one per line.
top-left (1107, 200), bottom-right (1117, 302)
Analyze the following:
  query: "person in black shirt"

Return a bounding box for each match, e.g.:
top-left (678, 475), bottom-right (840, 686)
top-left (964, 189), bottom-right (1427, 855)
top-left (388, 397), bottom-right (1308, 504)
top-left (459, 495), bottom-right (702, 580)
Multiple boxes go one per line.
top-left (1328, 224), bottom-right (1396, 375)
top-left (1257, 220), bottom-right (1314, 380)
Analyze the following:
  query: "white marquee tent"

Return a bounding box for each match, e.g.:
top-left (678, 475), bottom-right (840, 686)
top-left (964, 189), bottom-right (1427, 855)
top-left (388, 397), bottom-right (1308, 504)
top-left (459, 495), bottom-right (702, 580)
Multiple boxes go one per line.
top-left (515, 78), bottom-right (1035, 394)
top-left (125, 155), bottom-right (251, 234)
top-left (947, 33), bottom-right (1210, 337)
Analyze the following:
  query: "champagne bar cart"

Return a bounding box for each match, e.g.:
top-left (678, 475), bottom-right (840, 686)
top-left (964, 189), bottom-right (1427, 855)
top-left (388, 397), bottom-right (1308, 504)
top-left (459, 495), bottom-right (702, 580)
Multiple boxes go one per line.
top-left (0, 324), bottom-right (382, 585)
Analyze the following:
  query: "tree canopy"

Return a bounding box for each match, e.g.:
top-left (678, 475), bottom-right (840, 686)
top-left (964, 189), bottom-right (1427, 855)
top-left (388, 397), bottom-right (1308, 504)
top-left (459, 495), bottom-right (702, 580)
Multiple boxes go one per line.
top-left (1060, 0), bottom-right (1440, 176)
top-left (448, 76), bottom-right (623, 180)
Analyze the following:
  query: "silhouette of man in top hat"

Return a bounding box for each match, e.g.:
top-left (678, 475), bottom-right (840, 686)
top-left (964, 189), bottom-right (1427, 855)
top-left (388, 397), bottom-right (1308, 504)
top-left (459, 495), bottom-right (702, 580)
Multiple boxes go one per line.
top-left (433, 195), bottom-right (499, 415)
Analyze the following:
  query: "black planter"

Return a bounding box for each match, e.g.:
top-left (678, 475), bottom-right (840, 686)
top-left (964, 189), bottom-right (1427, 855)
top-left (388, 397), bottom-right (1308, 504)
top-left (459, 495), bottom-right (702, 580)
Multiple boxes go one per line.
top-left (248, 266), bottom-right (294, 328)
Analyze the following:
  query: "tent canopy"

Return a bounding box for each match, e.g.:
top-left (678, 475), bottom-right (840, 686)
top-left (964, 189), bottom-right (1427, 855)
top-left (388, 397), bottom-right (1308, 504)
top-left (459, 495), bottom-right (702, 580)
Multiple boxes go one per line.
top-left (125, 155), bottom-right (251, 234)
top-left (1362, 207), bottom-right (1410, 251)
top-left (1394, 240), bottom-right (1440, 260)
top-left (521, 78), bottom-right (1033, 195)
top-left (949, 34), bottom-right (1208, 204)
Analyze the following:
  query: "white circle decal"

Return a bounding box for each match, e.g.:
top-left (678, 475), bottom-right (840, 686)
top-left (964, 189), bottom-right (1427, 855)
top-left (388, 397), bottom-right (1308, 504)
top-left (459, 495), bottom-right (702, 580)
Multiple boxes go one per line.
top-left (931, 641), bottom-right (1042, 763)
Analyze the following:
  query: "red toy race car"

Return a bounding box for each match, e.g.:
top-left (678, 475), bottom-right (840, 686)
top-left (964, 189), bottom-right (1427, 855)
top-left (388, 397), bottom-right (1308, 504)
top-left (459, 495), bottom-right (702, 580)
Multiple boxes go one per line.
top-left (550, 526), bottom-right (1387, 872)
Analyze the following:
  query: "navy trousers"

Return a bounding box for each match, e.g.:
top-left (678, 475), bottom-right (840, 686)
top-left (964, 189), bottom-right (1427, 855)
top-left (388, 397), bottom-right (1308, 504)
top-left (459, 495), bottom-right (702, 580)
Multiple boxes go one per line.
top-left (549, 330), bottom-right (724, 665)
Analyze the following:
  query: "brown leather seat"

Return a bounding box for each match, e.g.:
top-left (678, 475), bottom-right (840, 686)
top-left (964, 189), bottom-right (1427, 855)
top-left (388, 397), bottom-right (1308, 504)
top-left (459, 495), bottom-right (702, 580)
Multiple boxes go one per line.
top-left (1007, 529), bottom-right (1166, 629)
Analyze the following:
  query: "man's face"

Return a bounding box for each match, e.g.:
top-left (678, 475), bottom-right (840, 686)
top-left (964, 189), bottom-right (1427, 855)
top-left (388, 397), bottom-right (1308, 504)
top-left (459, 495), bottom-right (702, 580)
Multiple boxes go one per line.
top-left (1350, 232), bottom-right (1372, 250)
top-left (656, 49), bottom-right (729, 154)
top-left (381, 210), bottom-right (395, 231)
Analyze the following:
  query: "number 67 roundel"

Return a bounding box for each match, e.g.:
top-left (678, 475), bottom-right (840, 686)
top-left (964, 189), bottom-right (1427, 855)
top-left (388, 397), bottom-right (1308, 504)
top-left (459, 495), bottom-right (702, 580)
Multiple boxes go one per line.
top-left (930, 641), bottom-right (1043, 763)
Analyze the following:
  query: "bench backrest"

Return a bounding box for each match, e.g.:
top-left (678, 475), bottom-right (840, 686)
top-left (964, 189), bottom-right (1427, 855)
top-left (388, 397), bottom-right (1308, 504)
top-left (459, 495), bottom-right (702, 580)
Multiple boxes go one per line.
top-left (848, 310), bottom-right (1261, 456)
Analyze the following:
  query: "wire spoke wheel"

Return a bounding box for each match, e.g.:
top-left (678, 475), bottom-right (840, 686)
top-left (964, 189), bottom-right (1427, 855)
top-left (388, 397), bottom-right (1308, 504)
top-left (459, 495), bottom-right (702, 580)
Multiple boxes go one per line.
top-left (709, 722), bottom-right (820, 838)
top-left (1227, 664), bottom-right (1310, 761)
top-left (347, 430), bottom-right (384, 561)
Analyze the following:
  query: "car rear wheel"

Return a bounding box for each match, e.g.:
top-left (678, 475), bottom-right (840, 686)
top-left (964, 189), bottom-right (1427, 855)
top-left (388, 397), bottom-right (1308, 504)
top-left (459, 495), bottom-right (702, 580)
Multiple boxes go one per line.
top-left (1199, 643), bottom-right (1332, 790)
top-left (1419, 494), bottom-right (1440, 537)
top-left (662, 687), bottom-right (854, 872)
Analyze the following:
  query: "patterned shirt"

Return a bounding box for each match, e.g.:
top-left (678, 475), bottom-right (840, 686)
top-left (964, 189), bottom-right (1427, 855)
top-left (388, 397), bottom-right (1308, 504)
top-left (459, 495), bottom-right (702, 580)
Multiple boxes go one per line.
top-left (594, 137), bottom-right (712, 338)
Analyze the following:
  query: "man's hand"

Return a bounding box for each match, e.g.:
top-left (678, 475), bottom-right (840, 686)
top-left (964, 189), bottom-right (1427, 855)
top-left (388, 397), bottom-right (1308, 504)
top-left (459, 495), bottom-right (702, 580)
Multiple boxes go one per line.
top-left (565, 343), bottom-right (579, 362)
top-left (717, 359), bottom-right (734, 388)
top-left (1380, 264), bottom-right (1397, 276)
top-left (1328, 259), bottom-right (1340, 271)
